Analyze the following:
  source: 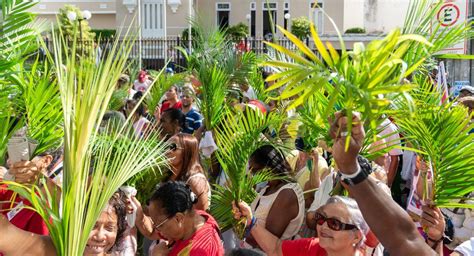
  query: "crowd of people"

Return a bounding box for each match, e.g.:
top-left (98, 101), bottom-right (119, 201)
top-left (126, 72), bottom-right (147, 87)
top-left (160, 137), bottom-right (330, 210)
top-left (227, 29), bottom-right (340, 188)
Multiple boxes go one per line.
top-left (0, 69), bottom-right (473, 256)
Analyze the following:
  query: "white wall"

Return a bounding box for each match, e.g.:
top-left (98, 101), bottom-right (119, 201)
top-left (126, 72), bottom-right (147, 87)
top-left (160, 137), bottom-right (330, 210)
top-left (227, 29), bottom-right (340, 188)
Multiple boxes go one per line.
top-left (364, 0), bottom-right (409, 34)
top-left (343, 0), bottom-right (365, 32)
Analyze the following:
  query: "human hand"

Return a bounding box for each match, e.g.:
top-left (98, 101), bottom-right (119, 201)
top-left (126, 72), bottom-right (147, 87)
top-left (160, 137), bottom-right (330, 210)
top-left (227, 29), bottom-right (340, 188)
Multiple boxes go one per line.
top-left (232, 201), bottom-right (252, 226)
top-left (310, 149), bottom-right (319, 162)
top-left (8, 159), bottom-right (43, 185)
top-left (421, 204), bottom-right (445, 241)
top-left (329, 111), bottom-right (365, 174)
top-left (0, 166), bottom-right (7, 180)
top-left (154, 105), bottom-right (161, 121)
top-left (318, 140), bottom-right (332, 153)
top-left (128, 196), bottom-right (144, 221)
top-left (151, 241), bottom-right (170, 256)
top-left (0, 214), bottom-right (8, 229)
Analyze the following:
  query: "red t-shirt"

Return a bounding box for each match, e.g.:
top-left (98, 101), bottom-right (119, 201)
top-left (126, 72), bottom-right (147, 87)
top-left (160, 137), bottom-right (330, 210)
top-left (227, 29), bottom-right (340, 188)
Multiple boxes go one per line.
top-left (161, 101), bottom-right (182, 113)
top-left (0, 185), bottom-right (49, 235)
top-left (248, 100), bottom-right (270, 114)
top-left (282, 238), bottom-right (326, 256)
top-left (169, 210), bottom-right (224, 256)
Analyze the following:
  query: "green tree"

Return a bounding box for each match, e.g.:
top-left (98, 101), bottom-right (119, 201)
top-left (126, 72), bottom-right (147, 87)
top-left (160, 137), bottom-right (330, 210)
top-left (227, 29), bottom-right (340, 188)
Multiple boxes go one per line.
top-left (290, 16), bottom-right (311, 39)
top-left (58, 5), bottom-right (95, 42)
top-left (226, 22), bottom-right (249, 40)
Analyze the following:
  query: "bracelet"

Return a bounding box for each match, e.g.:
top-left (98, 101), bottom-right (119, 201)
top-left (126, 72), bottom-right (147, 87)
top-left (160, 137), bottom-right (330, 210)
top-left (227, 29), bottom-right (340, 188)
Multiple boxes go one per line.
top-left (340, 164), bottom-right (362, 179)
top-left (244, 216), bottom-right (257, 239)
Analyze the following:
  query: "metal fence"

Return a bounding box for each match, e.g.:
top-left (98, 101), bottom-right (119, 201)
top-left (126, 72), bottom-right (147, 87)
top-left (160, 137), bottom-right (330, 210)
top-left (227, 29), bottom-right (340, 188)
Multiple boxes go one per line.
top-left (43, 37), bottom-right (312, 71)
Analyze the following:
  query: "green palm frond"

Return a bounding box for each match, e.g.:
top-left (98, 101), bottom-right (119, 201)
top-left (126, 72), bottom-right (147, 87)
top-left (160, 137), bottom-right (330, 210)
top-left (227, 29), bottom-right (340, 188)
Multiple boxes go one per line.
top-left (211, 170), bottom-right (279, 232)
top-left (395, 101), bottom-right (474, 208)
top-left (2, 23), bottom-right (169, 256)
top-left (223, 50), bottom-right (258, 85)
top-left (296, 92), bottom-right (331, 151)
top-left (402, 0), bottom-right (474, 62)
top-left (196, 66), bottom-right (229, 130)
top-left (176, 19), bottom-right (232, 72)
top-left (145, 71), bottom-right (185, 112)
top-left (265, 25), bottom-right (426, 149)
top-left (0, 116), bottom-right (23, 165)
top-left (8, 59), bottom-right (63, 155)
top-left (108, 87), bottom-right (129, 111)
top-left (247, 55), bottom-right (270, 102)
top-left (0, 0), bottom-right (42, 70)
top-left (0, 81), bottom-right (23, 164)
top-left (211, 107), bottom-right (286, 235)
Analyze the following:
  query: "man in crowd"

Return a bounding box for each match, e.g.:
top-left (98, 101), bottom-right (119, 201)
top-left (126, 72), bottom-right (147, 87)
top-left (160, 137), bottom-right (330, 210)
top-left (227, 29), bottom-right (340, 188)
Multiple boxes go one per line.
top-left (459, 85), bottom-right (474, 99)
top-left (378, 118), bottom-right (405, 207)
top-left (181, 88), bottom-right (203, 135)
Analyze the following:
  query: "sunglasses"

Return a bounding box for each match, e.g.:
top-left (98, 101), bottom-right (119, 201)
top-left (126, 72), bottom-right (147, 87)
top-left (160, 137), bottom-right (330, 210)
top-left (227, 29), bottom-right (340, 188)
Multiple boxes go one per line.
top-left (315, 212), bottom-right (358, 231)
top-left (153, 216), bottom-right (172, 231)
top-left (167, 143), bottom-right (183, 151)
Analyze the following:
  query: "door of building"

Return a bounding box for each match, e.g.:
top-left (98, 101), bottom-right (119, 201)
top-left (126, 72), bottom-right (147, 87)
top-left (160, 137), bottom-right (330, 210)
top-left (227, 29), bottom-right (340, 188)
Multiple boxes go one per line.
top-left (310, 2), bottom-right (323, 34)
top-left (263, 2), bottom-right (277, 38)
top-left (142, 0), bottom-right (165, 38)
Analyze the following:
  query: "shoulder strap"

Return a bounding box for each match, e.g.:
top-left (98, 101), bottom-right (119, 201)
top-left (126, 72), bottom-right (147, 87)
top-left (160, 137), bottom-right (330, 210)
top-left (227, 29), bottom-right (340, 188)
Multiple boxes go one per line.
top-left (185, 173), bottom-right (207, 184)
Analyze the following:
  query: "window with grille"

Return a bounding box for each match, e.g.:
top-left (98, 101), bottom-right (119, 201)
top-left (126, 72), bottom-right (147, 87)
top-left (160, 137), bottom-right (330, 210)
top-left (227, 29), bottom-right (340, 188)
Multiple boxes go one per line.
top-left (263, 2), bottom-right (277, 10)
top-left (216, 3), bottom-right (231, 29)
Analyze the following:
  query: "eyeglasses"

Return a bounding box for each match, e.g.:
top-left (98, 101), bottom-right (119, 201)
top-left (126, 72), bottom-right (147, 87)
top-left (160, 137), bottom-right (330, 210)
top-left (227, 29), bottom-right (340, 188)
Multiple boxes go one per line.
top-left (167, 143), bottom-right (183, 151)
top-left (315, 212), bottom-right (358, 231)
top-left (153, 216), bottom-right (172, 231)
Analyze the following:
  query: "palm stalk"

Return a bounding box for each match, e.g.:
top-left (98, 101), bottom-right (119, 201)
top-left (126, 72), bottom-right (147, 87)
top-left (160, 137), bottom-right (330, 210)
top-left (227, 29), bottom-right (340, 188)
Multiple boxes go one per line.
top-left (393, 76), bottom-right (474, 208)
top-left (211, 107), bottom-right (285, 235)
top-left (195, 66), bottom-right (229, 130)
top-left (264, 24), bottom-right (428, 149)
top-left (53, 24), bottom-right (168, 256)
top-left (2, 23), bottom-right (169, 256)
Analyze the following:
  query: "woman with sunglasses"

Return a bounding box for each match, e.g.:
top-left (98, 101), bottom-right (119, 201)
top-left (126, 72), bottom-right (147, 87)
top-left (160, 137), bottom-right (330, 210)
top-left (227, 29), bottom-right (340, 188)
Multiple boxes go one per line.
top-left (233, 195), bottom-right (368, 256)
top-left (145, 181), bottom-right (224, 256)
top-left (166, 133), bottom-right (210, 211)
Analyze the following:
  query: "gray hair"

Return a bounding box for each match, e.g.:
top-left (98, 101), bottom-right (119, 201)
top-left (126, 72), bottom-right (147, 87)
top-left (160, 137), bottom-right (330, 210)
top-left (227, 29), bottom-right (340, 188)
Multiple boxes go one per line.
top-left (325, 196), bottom-right (369, 248)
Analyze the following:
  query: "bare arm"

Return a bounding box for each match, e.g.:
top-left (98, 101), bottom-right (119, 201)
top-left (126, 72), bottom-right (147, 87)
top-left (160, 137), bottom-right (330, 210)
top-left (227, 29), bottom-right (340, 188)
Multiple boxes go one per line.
top-left (246, 188), bottom-right (298, 248)
top-left (331, 112), bottom-right (435, 256)
top-left (347, 176), bottom-right (433, 255)
top-left (233, 202), bottom-right (283, 256)
top-left (307, 150), bottom-right (321, 190)
top-left (186, 175), bottom-right (210, 211)
top-left (386, 154), bottom-right (399, 187)
top-left (131, 197), bottom-right (161, 240)
top-left (0, 214), bottom-right (56, 256)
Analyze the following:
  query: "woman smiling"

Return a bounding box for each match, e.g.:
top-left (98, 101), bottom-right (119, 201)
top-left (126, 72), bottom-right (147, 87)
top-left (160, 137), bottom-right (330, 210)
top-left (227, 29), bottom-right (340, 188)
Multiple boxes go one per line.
top-left (0, 192), bottom-right (128, 256)
top-left (233, 196), bottom-right (368, 256)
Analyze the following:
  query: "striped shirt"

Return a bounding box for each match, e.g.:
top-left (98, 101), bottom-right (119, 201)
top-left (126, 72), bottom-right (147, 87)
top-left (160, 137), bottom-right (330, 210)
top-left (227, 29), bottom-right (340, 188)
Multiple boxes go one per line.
top-left (183, 108), bottom-right (203, 134)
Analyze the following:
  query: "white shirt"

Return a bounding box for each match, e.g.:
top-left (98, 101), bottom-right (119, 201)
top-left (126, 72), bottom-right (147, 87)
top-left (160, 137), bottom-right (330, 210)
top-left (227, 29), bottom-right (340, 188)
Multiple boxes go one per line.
top-left (378, 119), bottom-right (403, 156)
top-left (133, 79), bottom-right (152, 92)
top-left (243, 86), bottom-right (258, 100)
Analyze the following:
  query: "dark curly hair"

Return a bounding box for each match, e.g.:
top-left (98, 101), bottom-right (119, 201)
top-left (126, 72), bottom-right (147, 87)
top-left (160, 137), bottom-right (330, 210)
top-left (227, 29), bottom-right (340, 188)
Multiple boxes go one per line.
top-left (108, 191), bottom-right (128, 252)
top-left (249, 145), bottom-right (292, 176)
top-left (162, 108), bottom-right (186, 130)
top-left (150, 181), bottom-right (198, 216)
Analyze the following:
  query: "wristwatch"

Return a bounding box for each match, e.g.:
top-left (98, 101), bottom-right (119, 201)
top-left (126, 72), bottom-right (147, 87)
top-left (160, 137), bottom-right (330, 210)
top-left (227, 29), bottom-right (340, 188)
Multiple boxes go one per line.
top-left (340, 155), bottom-right (372, 186)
